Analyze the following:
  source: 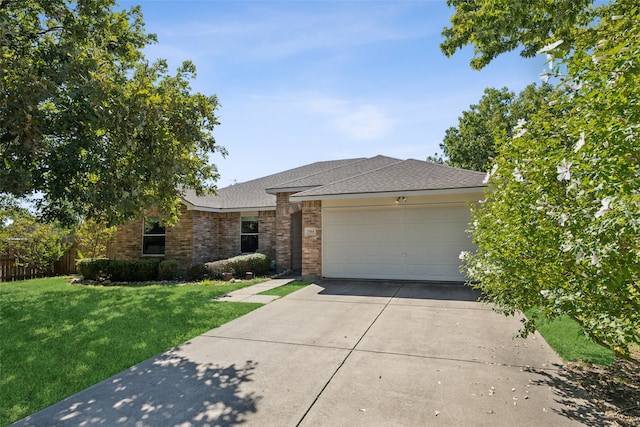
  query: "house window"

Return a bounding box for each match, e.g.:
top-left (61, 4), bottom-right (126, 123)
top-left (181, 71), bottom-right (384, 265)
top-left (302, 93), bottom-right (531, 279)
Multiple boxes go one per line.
top-left (142, 218), bottom-right (165, 256)
top-left (241, 216), bottom-right (259, 253)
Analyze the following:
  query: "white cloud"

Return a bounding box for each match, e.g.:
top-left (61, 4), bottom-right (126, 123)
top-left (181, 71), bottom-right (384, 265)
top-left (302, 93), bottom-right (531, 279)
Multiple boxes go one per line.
top-left (300, 95), bottom-right (394, 140)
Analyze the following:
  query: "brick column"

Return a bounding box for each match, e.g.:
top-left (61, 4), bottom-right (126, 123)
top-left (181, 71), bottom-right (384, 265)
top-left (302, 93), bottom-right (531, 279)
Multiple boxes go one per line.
top-left (275, 192), bottom-right (301, 272)
top-left (301, 200), bottom-right (322, 281)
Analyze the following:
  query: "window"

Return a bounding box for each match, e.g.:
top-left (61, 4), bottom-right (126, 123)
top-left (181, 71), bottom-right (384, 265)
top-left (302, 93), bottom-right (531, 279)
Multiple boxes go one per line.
top-left (142, 218), bottom-right (165, 255)
top-left (241, 217), bottom-right (258, 253)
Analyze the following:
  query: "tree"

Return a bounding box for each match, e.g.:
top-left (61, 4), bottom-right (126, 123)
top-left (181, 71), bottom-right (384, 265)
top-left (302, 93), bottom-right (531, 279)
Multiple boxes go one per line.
top-left (441, 84), bottom-right (552, 172)
top-left (0, 207), bottom-right (70, 272)
top-left (75, 218), bottom-right (116, 259)
top-left (441, 0), bottom-right (597, 70)
top-left (456, 1), bottom-right (640, 352)
top-left (1, 0), bottom-right (224, 226)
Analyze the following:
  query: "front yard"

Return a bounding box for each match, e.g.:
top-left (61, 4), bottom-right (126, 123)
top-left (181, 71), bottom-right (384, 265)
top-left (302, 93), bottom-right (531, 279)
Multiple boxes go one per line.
top-left (0, 277), bottom-right (266, 426)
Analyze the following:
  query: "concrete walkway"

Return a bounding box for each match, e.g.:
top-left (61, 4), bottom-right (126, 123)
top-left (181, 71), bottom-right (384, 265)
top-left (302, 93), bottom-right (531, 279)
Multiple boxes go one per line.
top-left (212, 278), bottom-right (295, 304)
top-left (13, 280), bottom-right (609, 426)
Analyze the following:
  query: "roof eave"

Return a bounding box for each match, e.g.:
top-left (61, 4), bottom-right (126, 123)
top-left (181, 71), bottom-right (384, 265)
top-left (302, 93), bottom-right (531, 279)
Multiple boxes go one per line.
top-left (265, 186), bottom-right (318, 194)
top-left (181, 199), bottom-right (276, 213)
top-left (289, 186), bottom-right (487, 202)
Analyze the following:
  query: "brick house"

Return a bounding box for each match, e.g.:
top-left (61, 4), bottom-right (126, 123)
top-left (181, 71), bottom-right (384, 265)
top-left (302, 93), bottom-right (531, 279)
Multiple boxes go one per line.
top-left (110, 155), bottom-right (486, 281)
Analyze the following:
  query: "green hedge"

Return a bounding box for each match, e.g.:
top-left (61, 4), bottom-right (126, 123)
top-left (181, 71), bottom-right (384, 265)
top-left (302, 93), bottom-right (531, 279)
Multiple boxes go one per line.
top-left (158, 260), bottom-right (180, 281)
top-left (76, 258), bottom-right (110, 280)
top-left (77, 258), bottom-right (161, 282)
top-left (206, 253), bottom-right (271, 279)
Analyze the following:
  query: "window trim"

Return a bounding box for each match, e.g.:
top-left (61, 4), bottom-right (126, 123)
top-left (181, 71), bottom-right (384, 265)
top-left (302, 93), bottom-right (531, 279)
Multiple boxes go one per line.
top-left (240, 216), bottom-right (259, 253)
top-left (142, 217), bottom-right (166, 257)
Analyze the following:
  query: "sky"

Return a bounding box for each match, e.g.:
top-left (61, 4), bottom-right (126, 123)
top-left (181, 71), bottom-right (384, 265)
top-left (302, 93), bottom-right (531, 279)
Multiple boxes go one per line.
top-left (120, 0), bottom-right (547, 188)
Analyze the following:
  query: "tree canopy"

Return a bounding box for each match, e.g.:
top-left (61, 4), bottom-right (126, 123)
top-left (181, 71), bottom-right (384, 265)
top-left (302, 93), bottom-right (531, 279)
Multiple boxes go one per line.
top-left (441, 84), bottom-right (552, 172)
top-left (441, 0), bottom-right (597, 70)
top-left (453, 0), bottom-right (640, 352)
top-left (1, 0), bottom-right (224, 225)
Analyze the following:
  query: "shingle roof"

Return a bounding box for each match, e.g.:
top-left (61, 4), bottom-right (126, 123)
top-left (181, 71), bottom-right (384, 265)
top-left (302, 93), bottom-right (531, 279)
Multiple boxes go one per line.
top-left (265, 155), bottom-right (402, 192)
top-left (181, 156), bottom-right (487, 210)
top-left (181, 158), bottom-right (364, 210)
top-left (291, 159), bottom-right (486, 199)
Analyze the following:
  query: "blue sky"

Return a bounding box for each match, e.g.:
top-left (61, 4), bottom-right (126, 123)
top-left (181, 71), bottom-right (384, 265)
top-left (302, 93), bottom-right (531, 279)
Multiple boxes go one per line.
top-left (120, 0), bottom-right (546, 188)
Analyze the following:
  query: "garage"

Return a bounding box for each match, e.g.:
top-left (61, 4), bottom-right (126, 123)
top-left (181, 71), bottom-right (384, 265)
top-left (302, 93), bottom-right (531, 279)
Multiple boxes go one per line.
top-left (322, 203), bottom-right (474, 281)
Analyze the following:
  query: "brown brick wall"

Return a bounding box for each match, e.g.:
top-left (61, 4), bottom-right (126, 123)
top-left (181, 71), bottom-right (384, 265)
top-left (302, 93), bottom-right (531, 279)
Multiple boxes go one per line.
top-left (301, 200), bottom-right (322, 280)
top-left (259, 210), bottom-right (276, 259)
top-left (192, 210), bottom-right (219, 263)
top-left (217, 212), bottom-right (241, 259)
top-left (165, 204), bottom-right (194, 265)
top-left (275, 192), bottom-right (302, 272)
top-left (111, 205), bottom-right (279, 268)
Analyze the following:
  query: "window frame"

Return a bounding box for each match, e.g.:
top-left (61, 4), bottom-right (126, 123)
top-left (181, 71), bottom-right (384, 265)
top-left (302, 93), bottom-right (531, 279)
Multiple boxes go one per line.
top-left (240, 216), bottom-right (259, 253)
top-left (142, 217), bottom-right (166, 256)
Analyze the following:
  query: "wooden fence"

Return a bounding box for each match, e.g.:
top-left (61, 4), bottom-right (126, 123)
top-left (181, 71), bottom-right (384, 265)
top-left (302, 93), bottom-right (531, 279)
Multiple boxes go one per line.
top-left (0, 245), bottom-right (78, 282)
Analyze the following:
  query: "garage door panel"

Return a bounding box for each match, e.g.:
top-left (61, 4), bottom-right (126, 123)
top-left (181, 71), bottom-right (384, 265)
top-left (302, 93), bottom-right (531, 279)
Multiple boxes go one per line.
top-left (323, 205), bottom-right (474, 281)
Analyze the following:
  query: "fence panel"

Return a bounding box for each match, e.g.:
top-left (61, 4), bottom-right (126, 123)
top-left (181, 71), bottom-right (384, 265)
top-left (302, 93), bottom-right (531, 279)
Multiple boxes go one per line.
top-left (0, 244), bottom-right (78, 282)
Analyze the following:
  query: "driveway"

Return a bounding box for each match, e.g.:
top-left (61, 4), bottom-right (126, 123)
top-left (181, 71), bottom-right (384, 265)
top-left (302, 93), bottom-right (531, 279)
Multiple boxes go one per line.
top-left (14, 281), bottom-right (609, 426)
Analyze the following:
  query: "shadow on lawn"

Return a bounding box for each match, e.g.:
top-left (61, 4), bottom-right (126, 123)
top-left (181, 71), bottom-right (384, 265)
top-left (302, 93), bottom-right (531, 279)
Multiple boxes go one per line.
top-left (14, 350), bottom-right (260, 427)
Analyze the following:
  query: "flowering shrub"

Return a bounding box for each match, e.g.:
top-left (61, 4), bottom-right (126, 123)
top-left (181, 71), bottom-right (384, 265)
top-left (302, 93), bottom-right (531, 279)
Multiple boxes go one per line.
top-left (463, 5), bottom-right (640, 353)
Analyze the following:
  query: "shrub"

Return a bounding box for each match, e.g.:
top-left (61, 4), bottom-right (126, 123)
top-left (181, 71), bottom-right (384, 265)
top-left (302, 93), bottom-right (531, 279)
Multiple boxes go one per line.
top-left (77, 258), bottom-right (110, 280)
top-left (158, 260), bottom-right (180, 281)
top-left (76, 258), bottom-right (161, 282)
top-left (188, 263), bottom-right (207, 281)
top-left (205, 253), bottom-right (271, 279)
top-left (108, 259), bottom-right (161, 282)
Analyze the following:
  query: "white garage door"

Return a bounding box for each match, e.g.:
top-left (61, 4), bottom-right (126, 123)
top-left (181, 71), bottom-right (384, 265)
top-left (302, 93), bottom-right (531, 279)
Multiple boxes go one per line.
top-left (322, 205), bottom-right (474, 281)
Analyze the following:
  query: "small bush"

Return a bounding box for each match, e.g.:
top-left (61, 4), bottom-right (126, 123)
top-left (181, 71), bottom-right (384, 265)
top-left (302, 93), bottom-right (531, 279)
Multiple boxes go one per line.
top-left (205, 253), bottom-right (271, 279)
top-left (188, 263), bottom-right (207, 281)
top-left (77, 258), bottom-right (110, 280)
top-left (77, 258), bottom-right (161, 282)
top-left (158, 260), bottom-right (180, 280)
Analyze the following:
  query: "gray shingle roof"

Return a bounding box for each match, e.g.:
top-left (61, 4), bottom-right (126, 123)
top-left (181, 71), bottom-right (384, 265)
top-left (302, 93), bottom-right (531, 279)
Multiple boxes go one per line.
top-left (290, 159), bottom-right (487, 199)
top-left (265, 155), bottom-right (402, 192)
top-left (181, 158), bottom-right (364, 210)
top-left (181, 156), bottom-right (486, 210)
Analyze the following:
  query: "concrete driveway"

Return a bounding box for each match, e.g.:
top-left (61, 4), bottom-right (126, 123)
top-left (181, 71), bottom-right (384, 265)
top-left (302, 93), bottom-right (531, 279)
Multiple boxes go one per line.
top-left (14, 280), bottom-right (609, 426)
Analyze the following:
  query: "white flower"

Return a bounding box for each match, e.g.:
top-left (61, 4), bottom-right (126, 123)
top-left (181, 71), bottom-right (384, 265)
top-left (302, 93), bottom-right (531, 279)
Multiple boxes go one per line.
top-left (559, 213), bottom-right (569, 226)
top-left (483, 163), bottom-right (498, 184)
top-left (540, 290), bottom-right (550, 297)
top-left (513, 168), bottom-right (524, 182)
top-left (595, 197), bottom-right (612, 218)
top-left (513, 119), bottom-right (527, 139)
top-left (459, 251), bottom-right (470, 260)
top-left (576, 251), bottom-right (585, 263)
top-left (574, 132), bottom-right (585, 153)
top-left (538, 39), bottom-right (564, 54)
top-left (556, 159), bottom-right (572, 181)
top-left (590, 253), bottom-right (601, 268)
top-left (561, 242), bottom-right (572, 252)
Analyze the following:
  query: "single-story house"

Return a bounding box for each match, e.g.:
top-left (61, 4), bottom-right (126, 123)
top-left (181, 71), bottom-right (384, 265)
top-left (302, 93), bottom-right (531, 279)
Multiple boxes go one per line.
top-left (110, 155), bottom-right (486, 282)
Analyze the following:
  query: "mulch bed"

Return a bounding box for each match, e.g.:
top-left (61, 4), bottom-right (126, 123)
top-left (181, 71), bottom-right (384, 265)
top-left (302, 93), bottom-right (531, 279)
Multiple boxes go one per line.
top-left (565, 349), bottom-right (640, 427)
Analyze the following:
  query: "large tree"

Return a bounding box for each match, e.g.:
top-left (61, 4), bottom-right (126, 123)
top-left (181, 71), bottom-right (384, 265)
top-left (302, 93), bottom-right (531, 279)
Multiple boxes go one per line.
top-left (451, 0), bottom-right (640, 352)
top-left (1, 0), bottom-right (223, 225)
top-left (441, 83), bottom-right (552, 172)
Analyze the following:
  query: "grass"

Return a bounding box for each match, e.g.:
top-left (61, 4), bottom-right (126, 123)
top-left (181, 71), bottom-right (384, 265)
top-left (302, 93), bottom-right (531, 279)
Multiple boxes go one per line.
top-left (258, 281), bottom-right (311, 297)
top-left (525, 308), bottom-right (615, 365)
top-left (0, 276), bottom-right (265, 426)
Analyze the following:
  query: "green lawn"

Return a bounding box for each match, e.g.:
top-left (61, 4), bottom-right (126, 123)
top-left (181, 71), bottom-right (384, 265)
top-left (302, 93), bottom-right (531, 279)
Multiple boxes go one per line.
top-left (525, 308), bottom-right (615, 365)
top-left (0, 277), bottom-right (265, 426)
top-left (258, 281), bottom-right (311, 297)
